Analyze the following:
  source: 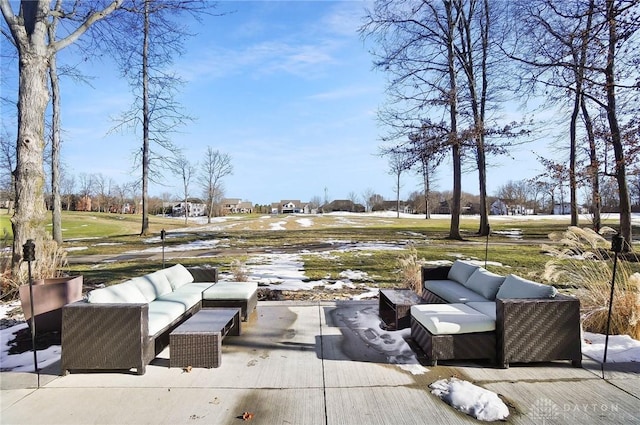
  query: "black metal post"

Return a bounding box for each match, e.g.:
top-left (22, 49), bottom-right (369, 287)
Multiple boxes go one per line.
top-left (602, 233), bottom-right (624, 379)
top-left (23, 239), bottom-right (39, 387)
top-left (160, 229), bottom-right (166, 269)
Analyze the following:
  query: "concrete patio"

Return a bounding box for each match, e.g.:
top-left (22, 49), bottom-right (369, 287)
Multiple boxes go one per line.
top-left (1, 301), bottom-right (639, 424)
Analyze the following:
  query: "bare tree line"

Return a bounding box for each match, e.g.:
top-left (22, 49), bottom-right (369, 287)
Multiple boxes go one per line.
top-left (361, 0), bottom-right (638, 249)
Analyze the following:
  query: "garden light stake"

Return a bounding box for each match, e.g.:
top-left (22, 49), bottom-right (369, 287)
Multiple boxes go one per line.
top-left (23, 239), bottom-right (39, 387)
top-left (603, 233), bottom-right (624, 379)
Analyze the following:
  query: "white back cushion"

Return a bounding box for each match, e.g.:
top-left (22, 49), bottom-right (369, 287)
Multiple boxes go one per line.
top-left (161, 264), bottom-right (194, 290)
top-left (496, 274), bottom-right (558, 299)
top-left (447, 260), bottom-right (480, 285)
top-left (463, 268), bottom-right (505, 300)
top-left (87, 281), bottom-right (147, 304)
top-left (131, 271), bottom-right (173, 302)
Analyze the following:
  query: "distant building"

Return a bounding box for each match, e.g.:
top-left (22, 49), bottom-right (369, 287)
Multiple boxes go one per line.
top-left (490, 200), bottom-right (508, 215)
top-left (222, 198), bottom-right (253, 214)
top-left (271, 200), bottom-right (309, 214)
top-left (553, 202), bottom-right (571, 215)
top-left (172, 199), bottom-right (206, 217)
top-left (321, 200), bottom-right (365, 213)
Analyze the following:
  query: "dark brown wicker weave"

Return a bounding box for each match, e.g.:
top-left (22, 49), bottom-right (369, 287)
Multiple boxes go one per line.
top-left (411, 317), bottom-right (496, 365)
top-left (379, 289), bottom-right (422, 330)
top-left (170, 308), bottom-right (240, 369)
top-left (62, 302), bottom-right (200, 375)
top-left (61, 267), bottom-right (216, 375)
top-left (202, 289), bottom-right (257, 321)
top-left (496, 295), bottom-right (582, 368)
top-left (415, 265), bottom-right (582, 368)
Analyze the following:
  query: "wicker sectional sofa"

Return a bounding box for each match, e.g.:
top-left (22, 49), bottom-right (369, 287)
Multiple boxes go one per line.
top-left (61, 264), bottom-right (218, 375)
top-left (411, 260), bottom-right (582, 368)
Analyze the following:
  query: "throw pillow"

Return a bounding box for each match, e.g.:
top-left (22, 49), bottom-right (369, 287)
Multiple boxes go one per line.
top-left (447, 260), bottom-right (480, 285)
top-left (496, 274), bottom-right (558, 299)
top-left (464, 268), bottom-right (505, 300)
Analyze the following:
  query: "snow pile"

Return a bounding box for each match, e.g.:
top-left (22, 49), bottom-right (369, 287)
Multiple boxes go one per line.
top-left (430, 377), bottom-right (510, 422)
top-left (269, 221), bottom-right (287, 230)
top-left (296, 218), bottom-right (313, 227)
top-left (0, 323), bottom-right (61, 372)
top-left (582, 331), bottom-right (640, 363)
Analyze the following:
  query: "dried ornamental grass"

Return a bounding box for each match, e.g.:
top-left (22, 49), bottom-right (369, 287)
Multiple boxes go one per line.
top-left (230, 259), bottom-right (249, 282)
top-left (543, 226), bottom-right (639, 340)
top-left (397, 244), bottom-right (423, 296)
top-left (1, 237), bottom-right (69, 300)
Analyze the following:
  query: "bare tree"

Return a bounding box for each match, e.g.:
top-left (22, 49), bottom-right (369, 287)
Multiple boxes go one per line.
top-left (387, 151), bottom-right (411, 218)
top-left (104, 0), bottom-right (211, 235)
top-left (360, 188), bottom-right (375, 213)
top-left (60, 172), bottom-right (75, 212)
top-left (361, 1), bottom-right (470, 239)
top-left (1, 0), bottom-right (124, 279)
top-left (175, 154), bottom-right (195, 225)
top-left (0, 127), bottom-right (15, 214)
top-left (507, 0), bottom-right (638, 248)
top-left (199, 147), bottom-right (232, 223)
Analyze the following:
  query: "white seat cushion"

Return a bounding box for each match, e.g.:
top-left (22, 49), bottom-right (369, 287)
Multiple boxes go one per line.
top-left (411, 303), bottom-right (495, 335)
top-left (424, 280), bottom-right (488, 303)
top-left (466, 302), bottom-right (497, 321)
top-left (202, 281), bottom-right (258, 300)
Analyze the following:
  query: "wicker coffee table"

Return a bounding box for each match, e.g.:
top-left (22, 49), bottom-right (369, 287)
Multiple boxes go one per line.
top-left (379, 289), bottom-right (422, 330)
top-left (170, 308), bottom-right (240, 369)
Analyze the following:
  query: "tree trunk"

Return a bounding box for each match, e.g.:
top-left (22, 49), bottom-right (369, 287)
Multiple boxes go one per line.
top-left (446, 0), bottom-right (462, 240)
top-left (581, 99), bottom-right (601, 232)
top-left (569, 88), bottom-right (580, 226)
top-left (140, 0), bottom-right (150, 236)
top-left (49, 21), bottom-right (63, 245)
top-left (396, 172), bottom-right (400, 218)
top-left (11, 46), bottom-right (50, 279)
top-left (605, 0), bottom-right (632, 250)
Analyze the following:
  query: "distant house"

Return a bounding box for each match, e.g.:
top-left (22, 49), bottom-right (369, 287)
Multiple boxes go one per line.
top-left (172, 199), bottom-right (206, 217)
top-left (222, 198), bottom-right (253, 214)
top-left (436, 200), bottom-right (450, 214)
top-left (321, 200), bottom-right (365, 213)
top-left (372, 200), bottom-right (412, 213)
top-left (490, 200), bottom-right (508, 215)
top-left (553, 202), bottom-right (571, 215)
top-left (272, 200), bottom-right (309, 214)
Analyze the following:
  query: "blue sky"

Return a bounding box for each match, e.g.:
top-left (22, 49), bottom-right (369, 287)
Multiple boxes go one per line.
top-left (3, 0), bottom-right (551, 206)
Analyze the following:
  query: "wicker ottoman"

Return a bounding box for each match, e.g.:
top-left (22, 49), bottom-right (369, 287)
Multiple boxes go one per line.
top-left (202, 281), bottom-right (258, 321)
top-left (410, 303), bottom-right (496, 366)
top-left (170, 308), bottom-right (240, 369)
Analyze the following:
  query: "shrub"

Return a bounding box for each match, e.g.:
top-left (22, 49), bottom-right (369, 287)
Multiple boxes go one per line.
top-left (230, 259), bottom-right (249, 282)
top-left (397, 244), bottom-right (423, 296)
top-left (542, 226), bottom-right (639, 340)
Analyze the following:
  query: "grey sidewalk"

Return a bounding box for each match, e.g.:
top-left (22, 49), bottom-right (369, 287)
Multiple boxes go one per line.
top-left (1, 301), bottom-right (639, 424)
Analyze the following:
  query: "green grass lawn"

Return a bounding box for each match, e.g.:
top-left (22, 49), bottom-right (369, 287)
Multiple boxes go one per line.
top-left (3, 210), bottom-right (638, 290)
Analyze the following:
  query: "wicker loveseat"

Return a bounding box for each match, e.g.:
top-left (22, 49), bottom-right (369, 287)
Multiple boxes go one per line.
top-left (61, 264), bottom-right (218, 375)
top-left (411, 260), bottom-right (582, 368)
